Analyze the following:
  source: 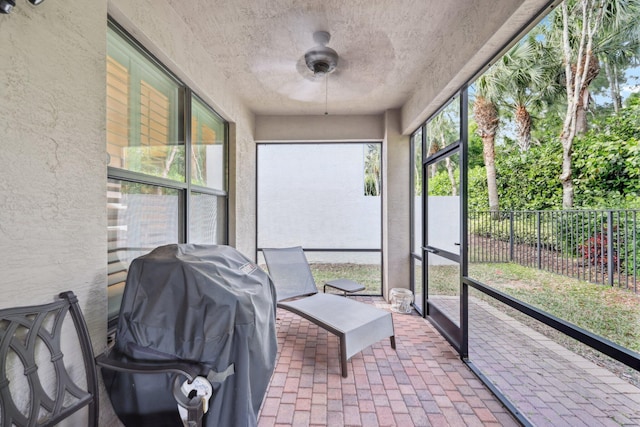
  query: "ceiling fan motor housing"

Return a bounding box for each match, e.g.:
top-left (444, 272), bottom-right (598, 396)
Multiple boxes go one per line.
top-left (305, 46), bottom-right (338, 76)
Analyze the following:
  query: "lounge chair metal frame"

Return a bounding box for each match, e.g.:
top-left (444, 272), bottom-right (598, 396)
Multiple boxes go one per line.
top-left (262, 247), bottom-right (396, 377)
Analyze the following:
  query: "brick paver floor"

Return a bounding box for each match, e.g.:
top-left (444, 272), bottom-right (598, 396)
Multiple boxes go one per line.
top-left (258, 297), bottom-right (519, 426)
top-left (258, 295), bottom-right (640, 426)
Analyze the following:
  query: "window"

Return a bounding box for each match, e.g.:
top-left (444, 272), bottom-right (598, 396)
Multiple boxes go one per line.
top-left (106, 22), bottom-right (228, 330)
top-left (191, 96), bottom-right (226, 190)
top-left (107, 31), bottom-right (183, 180)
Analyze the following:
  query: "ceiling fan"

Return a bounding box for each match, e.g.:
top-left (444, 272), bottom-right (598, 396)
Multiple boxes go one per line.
top-left (250, 27), bottom-right (393, 111)
top-left (303, 31), bottom-right (339, 77)
top-left (303, 31), bottom-right (338, 114)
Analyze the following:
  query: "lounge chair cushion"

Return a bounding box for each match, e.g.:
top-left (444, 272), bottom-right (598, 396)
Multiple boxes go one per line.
top-left (279, 293), bottom-right (394, 361)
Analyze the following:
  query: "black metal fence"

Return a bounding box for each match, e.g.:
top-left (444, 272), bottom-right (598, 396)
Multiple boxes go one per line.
top-left (469, 209), bottom-right (639, 292)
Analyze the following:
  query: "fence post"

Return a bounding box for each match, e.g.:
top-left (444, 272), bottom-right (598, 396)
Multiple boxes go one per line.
top-left (607, 210), bottom-right (614, 287)
top-left (537, 211), bottom-right (541, 270)
top-left (509, 211), bottom-right (514, 262)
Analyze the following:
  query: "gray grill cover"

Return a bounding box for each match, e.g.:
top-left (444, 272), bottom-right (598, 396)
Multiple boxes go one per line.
top-left (113, 244), bottom-right (277, 427)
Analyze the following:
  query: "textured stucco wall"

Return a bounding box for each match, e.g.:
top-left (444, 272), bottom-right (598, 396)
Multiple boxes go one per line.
top-left (0, 2), bottom-right (107, 342)
top-left (0, 0), bottom-right (110, 423)
top-left (0, 0), bottom-right (107, 312)
top-left (108, 0), bottom-right (257, 259)
top-left (254, 114), bottom-right (384, 142)
top-left (383, 109), bottom-right (410, 299)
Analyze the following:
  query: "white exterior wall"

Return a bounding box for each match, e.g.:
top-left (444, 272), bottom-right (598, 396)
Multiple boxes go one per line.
top-left (258, 144), bottom-right (381, 264)
top-left (427, 196), bottom-right (460, 265)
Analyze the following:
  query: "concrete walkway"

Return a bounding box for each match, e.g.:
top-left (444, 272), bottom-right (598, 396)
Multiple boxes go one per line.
top-left (258, 296), bottom-right (640, 426)
top-left (468, 298), bottom-right (640, 426)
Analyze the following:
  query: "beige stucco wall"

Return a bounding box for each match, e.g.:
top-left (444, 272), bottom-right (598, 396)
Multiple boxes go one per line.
top-left (382, 110), bottom-right (411, 299)
top-left (0, 1), bottom-right (107, 303)
top-left (255, 114), bottom-right (384, 142)
top-left (0, 0), bottom-right (111, 423)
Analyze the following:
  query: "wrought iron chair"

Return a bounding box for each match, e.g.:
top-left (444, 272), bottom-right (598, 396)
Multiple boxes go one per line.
top-left (0, 291), bottom-right (209, 427)
top-left (0, 291), bottom-right (99, 427)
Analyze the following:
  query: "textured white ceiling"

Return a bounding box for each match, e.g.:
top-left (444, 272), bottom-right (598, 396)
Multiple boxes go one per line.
top-left (164, 0), bottom-right (554, 117)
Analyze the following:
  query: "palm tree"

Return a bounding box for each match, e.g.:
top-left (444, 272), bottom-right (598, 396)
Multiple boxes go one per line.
top-left (472, 73), bottom-right (501, 216)
top-left (427, 113), bottom-right (458, 196)
top-left (492, 33), bottom-right (564, 152)
top-left (364, 144), bottom-right (381, 196)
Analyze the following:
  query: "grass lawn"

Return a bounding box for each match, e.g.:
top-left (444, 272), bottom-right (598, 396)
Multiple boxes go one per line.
top-left (468, 262), bottom-right (640, 353)
top-left (309, 263), bottom-right (381, 294)
top-left (265, 258), bottom-right (639, 353)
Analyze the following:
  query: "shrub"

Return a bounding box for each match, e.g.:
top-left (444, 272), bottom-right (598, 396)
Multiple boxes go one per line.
top-left (578, 230), bottom-right (618, 268)
top-left (573, 100), bottom-right (640, 208)
top-left (494, 141), bottom-right (563, 210)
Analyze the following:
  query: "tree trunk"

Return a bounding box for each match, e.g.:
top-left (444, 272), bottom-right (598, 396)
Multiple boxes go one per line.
top-left (575, 88), bottom-right (589, 134)
top-left (514, 104), bottom-right (532, 152)
top-left (612, 63), bottom-right (622, 112)
top-left (483, 135), bottom-right (499, 216)
top-left (559, 0), bottom-right (603, 209)
top-left (473, 96), bottom-right (500, 217)
top-left (444, 157), bottom-right (457, 196)
top-left (560, 138), bottom-right (574, 209)
top-left (162, 145), bottom-right (179, 178)
top-left (192, 145), bottom-right (204, 184)
top-left (604, 61), bottom-right (622, 114)
top-left (575, 52), bottom-right (599, 134)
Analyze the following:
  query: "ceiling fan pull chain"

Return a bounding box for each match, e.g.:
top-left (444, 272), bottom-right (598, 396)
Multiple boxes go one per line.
top-left (325, 74), bottom-right (329, 115)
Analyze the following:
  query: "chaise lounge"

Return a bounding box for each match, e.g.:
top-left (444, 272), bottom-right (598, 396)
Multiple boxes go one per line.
top-left (262, 246), bottom-right (396, 377)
